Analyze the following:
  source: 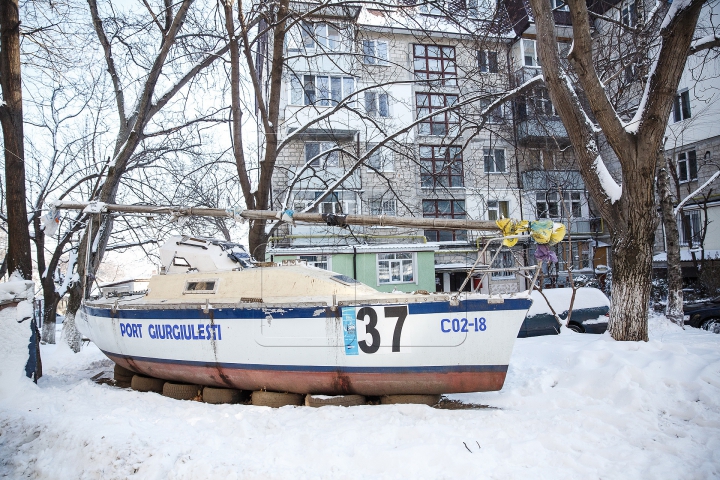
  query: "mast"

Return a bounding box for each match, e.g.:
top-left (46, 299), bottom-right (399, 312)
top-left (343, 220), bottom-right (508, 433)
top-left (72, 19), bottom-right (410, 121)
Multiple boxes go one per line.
top-left (53, 201), bottom-right (502, 232)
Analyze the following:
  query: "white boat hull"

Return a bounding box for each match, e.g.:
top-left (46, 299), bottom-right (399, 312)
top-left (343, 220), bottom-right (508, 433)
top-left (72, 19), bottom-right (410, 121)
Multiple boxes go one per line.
top-left (80, 297), bottom-right (531, 395)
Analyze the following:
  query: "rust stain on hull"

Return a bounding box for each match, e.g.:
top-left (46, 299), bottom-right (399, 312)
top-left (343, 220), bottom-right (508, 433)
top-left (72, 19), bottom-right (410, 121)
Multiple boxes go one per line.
top-left (105, 353), bottom-right (507, 395)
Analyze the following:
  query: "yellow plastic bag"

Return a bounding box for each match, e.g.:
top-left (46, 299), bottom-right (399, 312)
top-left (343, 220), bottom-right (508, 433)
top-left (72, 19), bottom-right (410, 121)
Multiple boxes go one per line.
top-left (549, 222), bottom-right (566, 246)
top-left (496, 218), bottom-right (529, 247)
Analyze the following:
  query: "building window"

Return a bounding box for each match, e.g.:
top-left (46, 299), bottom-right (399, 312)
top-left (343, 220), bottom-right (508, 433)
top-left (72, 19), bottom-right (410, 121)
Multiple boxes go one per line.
top-left (366, 144), bottom-right (394, 172)
top-left (536, 192), bottom-right (560, 218)
top-left (418, 2), bottom-right (444, 15)
top-left (483, 148), bottom-right (506, 173)
top-left (550, 0), bottom-right (569, 11)
top-left (301, 21), bottom-right (344, 51)
top-left (305, 142), bottom-right (339, 167)
top-left (673, 90), bottom-right (691, 122)
top-left (532, 88), bottom-right (554, 115)
top-left (290, 75), bottom-right (354, 106)
top-left (416, 93), bottom-right (459, 136)
top-left (420, 146), bottom-right (464, 188)
top-left (677, 150), bottom-right (698, 182)
top-left (378, 252), bottom-right (415, 284)
top-left (478, 50), bottom-right (498, 73)
top-left (365, 91), bottom-right (390, 117)
top-left (620, 0), bottom-right (637, 27)
top-left (413, 44), bottom-right (457, 86)
top-left (679, 211), bottom-right (701, 246)
top-left (557, 242), bottom-right (590, 270)
top-left (362, 40), bottom-right (388, 65)
top-left (487, 200), bottom-right (509, 220)
top-left (522, 39), bottom-right (538, 67)
top-left (369, 198), bottom-right (396, 216)
top-left (562, 191), bottom-right (583, 217)
top-left (422, 199), bottom-right (467, 241)
top-left (292, 190), bottom-right (358, 215)
top-left (490, 250), bottom-right (515, 277)
top-left (298, 255), bottom-right (329, 270)
top-left (479, 99), bottom-right (503, 123)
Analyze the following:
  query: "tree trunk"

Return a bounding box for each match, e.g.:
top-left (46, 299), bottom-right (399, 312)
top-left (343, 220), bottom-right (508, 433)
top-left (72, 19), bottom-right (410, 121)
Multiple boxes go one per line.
top-left (0, 0), bottom-right (33, 280)
top-left (607, 217), bottom-right (656, 342)
top-left (658, 166), bottom-right (684, 327)
top-left (249, 219), bottom-right (269, 261)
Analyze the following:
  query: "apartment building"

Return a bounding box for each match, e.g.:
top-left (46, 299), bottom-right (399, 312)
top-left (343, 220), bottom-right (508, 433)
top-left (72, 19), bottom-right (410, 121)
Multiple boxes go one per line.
top-left (265, 1), bottom-right (611, 293)
top-left (653, 0), bottom-right (720, 278)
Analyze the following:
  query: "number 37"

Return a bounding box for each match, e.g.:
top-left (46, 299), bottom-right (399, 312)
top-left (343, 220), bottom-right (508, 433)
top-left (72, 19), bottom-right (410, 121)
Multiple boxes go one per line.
top-left (356, 306), bottom-right (408, 354)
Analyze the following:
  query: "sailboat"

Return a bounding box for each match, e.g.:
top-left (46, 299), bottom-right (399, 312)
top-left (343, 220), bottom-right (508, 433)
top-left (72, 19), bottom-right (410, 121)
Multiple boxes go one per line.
top-left (55, 202), bottom-right (540, 396)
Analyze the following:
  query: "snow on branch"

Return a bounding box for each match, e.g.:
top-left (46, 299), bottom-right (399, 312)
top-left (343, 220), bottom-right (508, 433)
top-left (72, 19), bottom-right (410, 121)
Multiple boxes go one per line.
top-left (593, 155), bottom-right (622, 204)
top-left (689, 34), bottom-right (720, 55)
top-left (674, 170), bottom-right (720, 216)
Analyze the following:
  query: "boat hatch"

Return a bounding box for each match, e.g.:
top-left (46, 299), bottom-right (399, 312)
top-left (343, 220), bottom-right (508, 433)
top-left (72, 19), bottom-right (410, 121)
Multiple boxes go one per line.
top-left (183, 279), bottom-right (219, 294)
top-left (331, 274), bottom-right (360, 286)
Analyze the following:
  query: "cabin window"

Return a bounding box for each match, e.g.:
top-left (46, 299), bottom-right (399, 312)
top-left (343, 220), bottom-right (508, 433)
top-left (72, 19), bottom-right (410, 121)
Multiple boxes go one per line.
top-left (184, 280), bottom-right (218, 294)
top-left (173, 256), bottom-right (191, 267)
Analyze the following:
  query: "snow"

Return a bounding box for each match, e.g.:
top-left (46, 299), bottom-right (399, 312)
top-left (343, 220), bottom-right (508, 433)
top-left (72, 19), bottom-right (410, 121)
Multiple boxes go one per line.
top-left (593, 155), bottom-right (623, 204)
top-left (674, 170), bottom-right (720, 216)
top-left (0, 280), bottom-right (35, 395)
top-left (691, 34), bottom-right (720, 52)
top-left (1, 316), bottom-right (718, 478)
top-left (653, 249), bottom-right (720, 262)
top-left (528, 287), bottom-right (610, 317)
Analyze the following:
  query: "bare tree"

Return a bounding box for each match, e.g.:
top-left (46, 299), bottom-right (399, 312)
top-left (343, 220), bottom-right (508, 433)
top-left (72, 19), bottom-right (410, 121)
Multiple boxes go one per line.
top-left (0, 0), bottom-right (33, 280)
top-left (62, 0), bottom-right (231, 351)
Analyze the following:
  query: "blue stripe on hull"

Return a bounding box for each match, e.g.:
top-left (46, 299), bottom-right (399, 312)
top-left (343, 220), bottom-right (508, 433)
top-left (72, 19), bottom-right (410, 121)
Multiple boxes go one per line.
top-left (102, 350), bottom-right (508, 374)
top-left (85, 298), bottom-right (531, 320)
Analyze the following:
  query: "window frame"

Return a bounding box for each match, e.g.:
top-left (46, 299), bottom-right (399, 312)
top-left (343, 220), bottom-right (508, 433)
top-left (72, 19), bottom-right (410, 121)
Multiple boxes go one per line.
top-left (289, 74), bottom-right (355, 107)
top-left (673, 89), bottom-right (691, 123)
top-left (677, 150), bottom-right (698, 183)
top-left (305, 142), bottom-right (340, 168)
top-left (362, 39), bottom-right (389, 65)
top-left (550, 0), bottom-right (569, 11)
top-left (416, 92), bottom-right (460, 136)
top-left (619, 0), bottom-right (637, 27)
top-left (365, 91), bottom-right (390, 117)
top-left (298, 255), bottom-right (331, 270)
top-left (479, 98), bottom-right (503, 123)
top-left (483, 148), bottom-right (506, 173)
top-left (521, 39), bottom-right (539, 67)
top-left (490, 250), bottom-right (515, 278)
top-left (377, 252), bottom-right (416, 285)
top-left (420, 145), bottom-right (464, 188)
top-left (679, 210), bottom-right (702, 246)
top-left (413, 44), bottom-right (457, 86)
top-left (487, 199), bottom-right (510, 220)
top-left (369, 198), bottom-right (397, 216)
top-left (366, 143), bottom-right (394, 172)
top-left (422, 199), bottom-right (467, 242)
top-left (301, 21), bottom-right (345, 51)
top-left (478, 50), bottom-right (499, 73)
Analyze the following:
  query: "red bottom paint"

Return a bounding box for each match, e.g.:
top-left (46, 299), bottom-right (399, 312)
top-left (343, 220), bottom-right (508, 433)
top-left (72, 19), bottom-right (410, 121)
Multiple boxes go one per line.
top-left (110, 355), bottom-right (507, 395)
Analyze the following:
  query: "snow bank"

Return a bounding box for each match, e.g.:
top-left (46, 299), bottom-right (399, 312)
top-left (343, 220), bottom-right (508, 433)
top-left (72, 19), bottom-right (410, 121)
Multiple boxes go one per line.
top-left (0, 280), bottom-right (35, 394)
top-left (528, 287), bottom-right (610, 317)
top-left (0, 316), bottom-right (718, 478)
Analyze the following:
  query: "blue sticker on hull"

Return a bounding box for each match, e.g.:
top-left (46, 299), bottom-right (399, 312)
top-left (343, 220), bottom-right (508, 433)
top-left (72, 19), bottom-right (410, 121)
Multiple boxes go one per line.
top-left (342, 307), bottom-right (358, 355)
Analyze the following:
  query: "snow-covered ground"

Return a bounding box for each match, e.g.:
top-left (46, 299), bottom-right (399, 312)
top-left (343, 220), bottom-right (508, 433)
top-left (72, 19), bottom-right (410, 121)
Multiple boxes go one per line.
top-left (1, 316), bottom-right (718, 479)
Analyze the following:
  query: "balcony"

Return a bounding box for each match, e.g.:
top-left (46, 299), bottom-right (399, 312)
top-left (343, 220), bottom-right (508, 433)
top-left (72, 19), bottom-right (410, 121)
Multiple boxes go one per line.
top-left (517, 118), bottom-right (570, 147)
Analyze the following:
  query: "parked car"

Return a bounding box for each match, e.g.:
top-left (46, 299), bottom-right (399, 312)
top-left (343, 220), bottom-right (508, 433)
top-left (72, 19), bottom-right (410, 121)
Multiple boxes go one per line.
top-left (684, 296), bottom-right (720, 333)
top-left (519, 287), bottom-right (611, 338)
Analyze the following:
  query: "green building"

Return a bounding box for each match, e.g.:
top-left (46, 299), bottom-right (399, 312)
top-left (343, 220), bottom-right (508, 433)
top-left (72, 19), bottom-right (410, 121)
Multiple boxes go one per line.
top-left (267, 244), bottom-right (437, 293)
